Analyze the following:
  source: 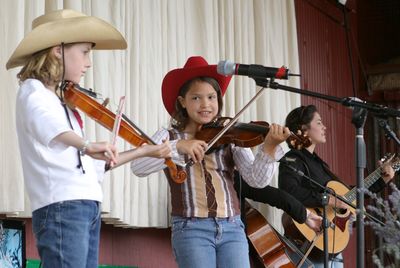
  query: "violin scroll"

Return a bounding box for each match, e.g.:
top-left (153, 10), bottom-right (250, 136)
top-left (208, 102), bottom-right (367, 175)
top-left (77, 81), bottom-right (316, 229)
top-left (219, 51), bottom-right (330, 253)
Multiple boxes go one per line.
top-left (167, 165), bottom-right (187, 184)
top-left (288, 130), bottom-right (312, 150)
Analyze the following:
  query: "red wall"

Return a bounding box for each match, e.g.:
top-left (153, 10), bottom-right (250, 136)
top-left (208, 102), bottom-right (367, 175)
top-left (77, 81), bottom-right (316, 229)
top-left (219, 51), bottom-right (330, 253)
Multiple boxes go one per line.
top-left (99, 224), bottom-right (176, 267)
top-left (24, 219), bottom-right (267, 267)
top-left (295, 0), bottom-right (400, 267)
top-left (294, 0), bottom-right (358, 266)
top-left (24, 219), bottom-right (177, 268)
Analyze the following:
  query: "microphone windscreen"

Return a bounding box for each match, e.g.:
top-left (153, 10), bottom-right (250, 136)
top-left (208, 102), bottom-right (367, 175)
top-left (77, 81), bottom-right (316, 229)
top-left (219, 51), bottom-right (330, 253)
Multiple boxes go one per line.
top-left (217, 60), bottom-right (236, 76)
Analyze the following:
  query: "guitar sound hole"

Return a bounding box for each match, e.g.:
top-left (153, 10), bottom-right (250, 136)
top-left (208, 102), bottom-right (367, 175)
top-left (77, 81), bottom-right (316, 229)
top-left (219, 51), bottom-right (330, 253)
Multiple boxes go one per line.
top-left (334, 208), bottom-right (347, 215)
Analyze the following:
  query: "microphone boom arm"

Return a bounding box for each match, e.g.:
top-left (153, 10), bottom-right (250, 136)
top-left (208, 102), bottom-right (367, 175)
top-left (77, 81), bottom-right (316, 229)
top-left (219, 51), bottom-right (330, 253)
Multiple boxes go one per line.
top-left (258, 79), bottom-right (400, 118)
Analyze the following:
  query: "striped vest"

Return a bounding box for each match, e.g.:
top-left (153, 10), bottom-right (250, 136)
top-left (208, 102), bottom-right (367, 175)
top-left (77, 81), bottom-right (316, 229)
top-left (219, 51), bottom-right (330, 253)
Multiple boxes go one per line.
top-left (165, 129), bottom-right (240, 218)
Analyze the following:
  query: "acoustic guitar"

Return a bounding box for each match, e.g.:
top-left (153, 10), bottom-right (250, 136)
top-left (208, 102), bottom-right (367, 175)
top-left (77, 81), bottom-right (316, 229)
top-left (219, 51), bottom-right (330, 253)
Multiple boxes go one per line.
top-left (245, 202), bottom-right (314, 268)
top-left (284, 153), bottom-right (400, 254)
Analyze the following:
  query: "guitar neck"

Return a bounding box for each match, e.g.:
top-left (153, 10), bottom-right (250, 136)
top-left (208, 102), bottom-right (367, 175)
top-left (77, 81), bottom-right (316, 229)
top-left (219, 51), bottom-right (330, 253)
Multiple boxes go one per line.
top-left (345, 167), bottom-right (382, 203)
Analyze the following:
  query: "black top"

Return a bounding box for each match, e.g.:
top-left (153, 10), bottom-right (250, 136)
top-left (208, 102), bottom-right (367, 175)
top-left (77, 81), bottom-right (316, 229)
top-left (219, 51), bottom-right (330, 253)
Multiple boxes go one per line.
top-left (234, 171), bottom-right (307, 224)
top-left (278, 148), bottom-right (386, 208)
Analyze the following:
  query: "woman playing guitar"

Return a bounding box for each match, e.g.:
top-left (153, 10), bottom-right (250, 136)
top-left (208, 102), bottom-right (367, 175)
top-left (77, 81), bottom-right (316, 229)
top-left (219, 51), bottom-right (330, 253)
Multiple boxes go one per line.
top-left (278, 105), bottom-right (395, 268)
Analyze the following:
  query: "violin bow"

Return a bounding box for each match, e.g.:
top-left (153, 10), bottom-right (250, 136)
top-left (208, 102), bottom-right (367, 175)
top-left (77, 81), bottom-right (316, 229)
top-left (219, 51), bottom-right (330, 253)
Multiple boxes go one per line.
top-left (296, 233), bottom-right (321, 268)
top-left (209, 87), bottom-right (268, 150)
top-left (186, 86), bottom-right (268, 166)
top-left (105, 96), bottom-right (125, 169)
top-left (103, 96), bottom-right (125, 171)
top-left (111, 96), bottom-right (126, 145)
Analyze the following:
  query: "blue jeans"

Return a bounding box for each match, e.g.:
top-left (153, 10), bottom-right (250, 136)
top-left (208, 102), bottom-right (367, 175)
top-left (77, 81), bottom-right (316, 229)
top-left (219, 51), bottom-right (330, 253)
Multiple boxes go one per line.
top-left (310, 253), bottom-right (344, 268)
top-left (287, 250), bottom-right (344, 268)
top-left (32, 200), bottom-right (101, 268)
top-left (171, 216), bottom-right (250, 268)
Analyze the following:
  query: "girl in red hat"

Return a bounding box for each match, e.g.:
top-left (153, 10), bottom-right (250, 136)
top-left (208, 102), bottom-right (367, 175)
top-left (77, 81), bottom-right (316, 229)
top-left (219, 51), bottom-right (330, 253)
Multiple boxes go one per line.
top-left (131, 56), bottom-right (292, 268)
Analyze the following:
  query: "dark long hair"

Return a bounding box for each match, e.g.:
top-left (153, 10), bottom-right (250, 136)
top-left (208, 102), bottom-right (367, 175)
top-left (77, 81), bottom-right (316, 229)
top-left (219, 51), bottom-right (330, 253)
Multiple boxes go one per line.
top-left (171, 77), bottom-right (223, 131)
top-left (285, 105), bottom-right (318, 148)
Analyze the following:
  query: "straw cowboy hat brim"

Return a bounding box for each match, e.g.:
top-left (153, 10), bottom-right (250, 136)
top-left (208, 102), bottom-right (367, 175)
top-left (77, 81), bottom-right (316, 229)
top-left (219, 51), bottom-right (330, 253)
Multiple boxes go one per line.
top-left (162, 56), bottom-right (232, 116)
top-left (6, 9), bottom-right (127, 69)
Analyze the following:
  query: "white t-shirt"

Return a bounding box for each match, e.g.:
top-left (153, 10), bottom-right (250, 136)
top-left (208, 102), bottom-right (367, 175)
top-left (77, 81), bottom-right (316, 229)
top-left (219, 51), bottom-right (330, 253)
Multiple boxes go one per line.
top-left (16, 79), bottom-right (104, 212)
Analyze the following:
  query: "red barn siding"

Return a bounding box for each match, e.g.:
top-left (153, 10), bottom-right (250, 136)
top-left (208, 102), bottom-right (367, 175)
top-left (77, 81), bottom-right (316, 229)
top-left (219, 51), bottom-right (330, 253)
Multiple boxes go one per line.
top-left (24, 219), bottom-right (177, 268)
top-left (295, 0), bottom-right (357, 180)
top-left (295, 0), bottom-right (358, 266)
top-left (358, 0), bottom-right (400, 65)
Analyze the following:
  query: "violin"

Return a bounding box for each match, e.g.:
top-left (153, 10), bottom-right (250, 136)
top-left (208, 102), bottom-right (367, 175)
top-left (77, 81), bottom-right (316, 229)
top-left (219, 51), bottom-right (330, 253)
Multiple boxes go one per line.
top-left (61, 81), bottom-right (187, 184)
top-left (195, 117), bottom-right (311, 150)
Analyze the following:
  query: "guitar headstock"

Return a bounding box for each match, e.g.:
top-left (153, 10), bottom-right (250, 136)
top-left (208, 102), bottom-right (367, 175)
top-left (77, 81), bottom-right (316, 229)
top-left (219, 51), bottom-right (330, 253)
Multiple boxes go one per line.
top-left (288, 131), bottom-right (312, 150)
top-left (381, 153), bottom-right (400, 172)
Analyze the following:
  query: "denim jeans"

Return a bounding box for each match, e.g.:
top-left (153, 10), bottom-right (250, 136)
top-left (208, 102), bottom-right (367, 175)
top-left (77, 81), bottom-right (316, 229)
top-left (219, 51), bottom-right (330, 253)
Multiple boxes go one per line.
top-left (171, 216), bottom-right (250, 268)
top-left (32, 200), bottom-right (101, 268)
top-left (310, 253), bottom-right (344, 268)
top-left (287, 249), bottom-right (344, 268)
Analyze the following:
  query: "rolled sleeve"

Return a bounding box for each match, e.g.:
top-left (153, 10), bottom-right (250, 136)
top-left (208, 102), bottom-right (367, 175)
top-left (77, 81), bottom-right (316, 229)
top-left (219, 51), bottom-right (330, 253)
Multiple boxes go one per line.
top-left (233, 144), bottom-right (282, 188)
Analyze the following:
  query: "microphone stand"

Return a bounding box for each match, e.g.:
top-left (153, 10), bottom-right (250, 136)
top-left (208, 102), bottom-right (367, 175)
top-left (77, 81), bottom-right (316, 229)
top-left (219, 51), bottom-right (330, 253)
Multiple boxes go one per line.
top-left (321, 190), bottom-right (330, 268)
top-left (253, 78), bottom-right (399, 268)
top-left (352, 106), bottom-right (367, 268)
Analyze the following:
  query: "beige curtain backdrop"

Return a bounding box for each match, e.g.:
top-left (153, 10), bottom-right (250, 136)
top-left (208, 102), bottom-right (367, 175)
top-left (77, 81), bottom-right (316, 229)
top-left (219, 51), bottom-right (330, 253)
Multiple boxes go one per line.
top-left (0, 0), bottom-right (300, 230)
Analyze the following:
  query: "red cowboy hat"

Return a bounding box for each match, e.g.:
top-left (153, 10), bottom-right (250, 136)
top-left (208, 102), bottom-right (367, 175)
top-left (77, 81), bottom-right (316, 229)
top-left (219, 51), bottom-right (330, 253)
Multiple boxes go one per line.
top-left (162, 56), bottom-right (232, 115)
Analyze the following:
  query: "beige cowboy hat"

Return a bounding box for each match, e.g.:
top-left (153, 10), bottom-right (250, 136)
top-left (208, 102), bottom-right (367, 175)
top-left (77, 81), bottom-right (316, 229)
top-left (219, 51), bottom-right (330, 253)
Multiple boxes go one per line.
top-left (6, 9), bottom-right (127, 69)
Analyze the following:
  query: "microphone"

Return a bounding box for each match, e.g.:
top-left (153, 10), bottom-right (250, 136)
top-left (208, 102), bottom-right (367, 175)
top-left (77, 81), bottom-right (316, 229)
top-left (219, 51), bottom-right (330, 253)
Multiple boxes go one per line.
top-left (217, 60), bottom-right (296, 80)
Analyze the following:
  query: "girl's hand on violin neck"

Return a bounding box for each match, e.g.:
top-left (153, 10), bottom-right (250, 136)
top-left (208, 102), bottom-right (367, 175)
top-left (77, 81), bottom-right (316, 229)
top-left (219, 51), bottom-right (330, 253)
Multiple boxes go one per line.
top-left (136, 140), bottom-right (172, 159)
top-left (263, 124), bottom-right (290, 157)
top-left (176, 139), bottom-right (208, 163)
